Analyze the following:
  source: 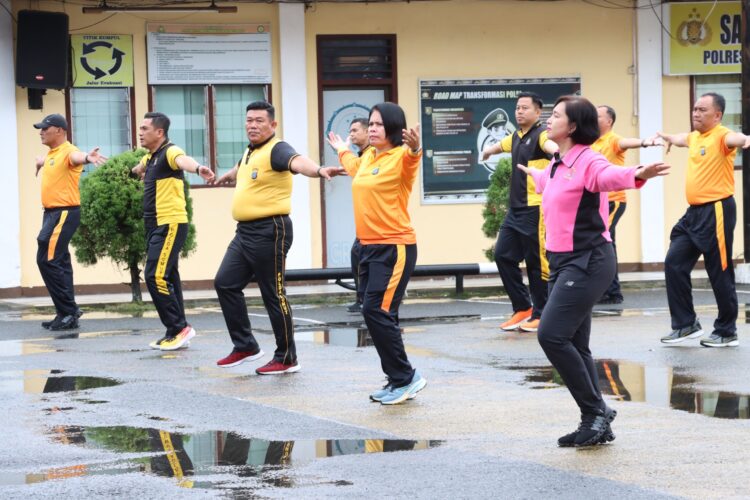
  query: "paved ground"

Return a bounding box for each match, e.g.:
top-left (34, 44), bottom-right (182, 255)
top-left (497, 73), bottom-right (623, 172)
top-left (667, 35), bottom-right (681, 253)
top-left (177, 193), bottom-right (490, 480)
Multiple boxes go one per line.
top-left (1, 284), bottom-right (749, 499)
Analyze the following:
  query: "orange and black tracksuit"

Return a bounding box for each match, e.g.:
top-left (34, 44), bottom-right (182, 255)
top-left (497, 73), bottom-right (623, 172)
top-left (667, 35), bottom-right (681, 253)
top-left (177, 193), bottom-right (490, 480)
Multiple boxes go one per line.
top-left (591, 130), bottom-right (627, 301)
top-left (37, 141), bottom-right (82, 318)
top-left (338, 144), bottom-right (421, 389)
top-left (494, 121), bottom-right (551, 320)
top-left (665, 124), bottom-right (737, 337)
top-left (214, 135), bottom-right (299, 364)
top-left (139, 141), bottom-right (189, 337)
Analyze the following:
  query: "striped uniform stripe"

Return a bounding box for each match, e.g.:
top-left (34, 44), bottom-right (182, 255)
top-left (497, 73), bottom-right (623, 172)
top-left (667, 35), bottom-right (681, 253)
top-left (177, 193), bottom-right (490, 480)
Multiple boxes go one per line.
top-left (715, 200), bottom-right (727, 271)
top-left (47, 210), bottom-right (69, 261)
top-left (155, 223), bottom-right (178, 295)
top-left (381, 244), bottom-right (406, 312)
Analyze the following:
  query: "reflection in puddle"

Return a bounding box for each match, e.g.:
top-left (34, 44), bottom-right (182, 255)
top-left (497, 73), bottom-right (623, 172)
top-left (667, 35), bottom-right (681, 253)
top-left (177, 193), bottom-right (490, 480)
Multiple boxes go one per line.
top-left (0, 369), bottom-right (121, 394)
top-left (295, 326), bottom-right (423, 347)
top-left (517, 359), bottom-right (750, 420)
top-left (14, 426), bottom-right (438, 493)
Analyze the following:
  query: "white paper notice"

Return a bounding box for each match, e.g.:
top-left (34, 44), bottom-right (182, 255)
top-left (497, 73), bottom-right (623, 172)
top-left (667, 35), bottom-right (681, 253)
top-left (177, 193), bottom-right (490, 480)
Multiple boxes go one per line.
top-left (147, 31), bottom-right (272, 84)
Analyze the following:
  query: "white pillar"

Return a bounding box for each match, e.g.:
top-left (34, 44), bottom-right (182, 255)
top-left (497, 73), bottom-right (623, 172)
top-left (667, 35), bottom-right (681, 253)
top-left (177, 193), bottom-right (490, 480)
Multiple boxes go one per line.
top-left (637, 0), bottom-right (666, 263)
top-left (0, 0), bottom-right (21, 289)
top-left (278, 3), bottom-right (312, 269)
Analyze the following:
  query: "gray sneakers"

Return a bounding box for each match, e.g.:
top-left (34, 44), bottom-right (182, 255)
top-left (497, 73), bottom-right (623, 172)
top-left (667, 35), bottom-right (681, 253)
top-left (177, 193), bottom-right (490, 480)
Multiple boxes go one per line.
top-left (700, 333), bottom-right (739, 348)
top-left (661, 321), bottom-right (703, 344)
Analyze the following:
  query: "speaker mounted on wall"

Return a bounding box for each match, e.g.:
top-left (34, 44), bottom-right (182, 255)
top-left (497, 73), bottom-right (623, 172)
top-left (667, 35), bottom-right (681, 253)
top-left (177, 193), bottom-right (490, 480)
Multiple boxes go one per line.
top-left (15, 10), bottom-right (70, 90)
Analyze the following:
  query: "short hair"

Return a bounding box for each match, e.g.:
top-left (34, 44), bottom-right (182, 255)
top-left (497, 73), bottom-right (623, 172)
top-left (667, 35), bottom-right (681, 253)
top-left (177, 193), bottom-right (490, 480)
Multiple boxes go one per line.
top-left (599, 105), bottom-right (616, 126)
top-left (518, 92), bottom-right (543, 110)
top-left (144, 112), bottom-right (170, 135)
top-left (370, 102), bottom-right (406, 147)
top-left (554, 95), bottom-right (600, 145)
top-left (246, 100), bottom-right (275, 120)
top-left (350, 117), bottom-right (369, 129)
top-left (701, 92), bottom-right (726, 115)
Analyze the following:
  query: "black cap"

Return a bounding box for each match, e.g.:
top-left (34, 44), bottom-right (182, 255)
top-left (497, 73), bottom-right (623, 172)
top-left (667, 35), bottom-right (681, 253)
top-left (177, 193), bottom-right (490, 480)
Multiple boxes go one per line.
top-left (482, 109), bottom-right (509, 129)
top-left (34, 113), bottom-right (68, 130)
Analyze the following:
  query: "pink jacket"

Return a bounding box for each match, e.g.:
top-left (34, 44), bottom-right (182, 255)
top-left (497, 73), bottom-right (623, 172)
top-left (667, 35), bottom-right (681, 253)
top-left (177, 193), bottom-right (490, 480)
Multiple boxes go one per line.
top-left (527, 144), bottom-right (645, 253)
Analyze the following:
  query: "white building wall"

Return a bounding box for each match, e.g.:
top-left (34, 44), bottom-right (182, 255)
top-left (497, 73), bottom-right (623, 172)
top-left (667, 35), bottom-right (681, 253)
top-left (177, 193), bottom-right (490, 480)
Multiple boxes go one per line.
top-left (279, 3), bottom-right (312, 269)
top-left (0, 0), bottom-right (22, 288)
top-left (637, 0), bottom-right (666, 263)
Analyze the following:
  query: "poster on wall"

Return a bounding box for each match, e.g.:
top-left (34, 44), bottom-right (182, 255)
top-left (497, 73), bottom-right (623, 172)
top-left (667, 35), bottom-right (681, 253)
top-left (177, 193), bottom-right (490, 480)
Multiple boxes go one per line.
top-left (146, 23), bottom-right (272, 84)
top-left (662, 1), bottom-right (741, 75)
top-left (71, 35), bottom-right (133, 87)
top-left (419, 77), bottom-right (581, 204)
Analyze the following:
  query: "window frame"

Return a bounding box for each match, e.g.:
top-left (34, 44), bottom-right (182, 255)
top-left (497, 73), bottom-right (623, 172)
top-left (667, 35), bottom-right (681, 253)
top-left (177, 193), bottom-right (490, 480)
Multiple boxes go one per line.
top-left (147, 83), bottom-right (271, 188)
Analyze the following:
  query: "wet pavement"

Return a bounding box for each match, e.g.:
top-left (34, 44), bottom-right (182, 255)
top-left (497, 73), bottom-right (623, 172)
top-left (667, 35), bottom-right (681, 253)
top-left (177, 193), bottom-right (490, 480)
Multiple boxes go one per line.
top-left (1, 286), bottom-right (749, 498)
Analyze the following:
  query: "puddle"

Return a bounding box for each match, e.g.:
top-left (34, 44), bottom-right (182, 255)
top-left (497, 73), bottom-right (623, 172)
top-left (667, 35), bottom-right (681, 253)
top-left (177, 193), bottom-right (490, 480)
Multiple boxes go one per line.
top-left (295, 326), bottom-right (423, 347)
top-left (9, 426), bottom-right (438, 493)
top-left (515, 359), bottom-right (750, 420)
top-left (0, 369), bottom-right (121, 394)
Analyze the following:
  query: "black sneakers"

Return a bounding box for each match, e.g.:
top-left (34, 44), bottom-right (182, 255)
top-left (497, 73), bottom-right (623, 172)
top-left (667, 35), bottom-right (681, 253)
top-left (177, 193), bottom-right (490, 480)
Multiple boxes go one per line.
top-left (660, 321), bottom-right (703, 344)
top-left (597, 295), bottom-right (623, 305)
top-left (557, 407), bottom-right (617, 448)
top-left (558, 428), bottom-right (615, 447)
top-left (347, 302), bottom-right (363, 313)
top-left (44, 308), bottom-right (83, 330)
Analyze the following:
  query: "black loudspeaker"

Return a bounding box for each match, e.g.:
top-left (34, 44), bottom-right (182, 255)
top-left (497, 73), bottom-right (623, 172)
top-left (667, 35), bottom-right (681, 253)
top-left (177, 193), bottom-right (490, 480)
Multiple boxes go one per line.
top-left (15, 10), bottom-right (69, 89)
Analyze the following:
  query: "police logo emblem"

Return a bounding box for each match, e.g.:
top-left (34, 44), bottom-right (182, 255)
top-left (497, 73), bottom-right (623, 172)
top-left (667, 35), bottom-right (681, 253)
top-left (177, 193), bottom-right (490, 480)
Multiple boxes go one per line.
top-left (700, 147), bottom-right (706, 156)
top-left (677, 8), bottom-right (712, 47)
top-left (372, 167), bottom-right (380, 175)
top-left (251, 169), bottom-right (258, 179)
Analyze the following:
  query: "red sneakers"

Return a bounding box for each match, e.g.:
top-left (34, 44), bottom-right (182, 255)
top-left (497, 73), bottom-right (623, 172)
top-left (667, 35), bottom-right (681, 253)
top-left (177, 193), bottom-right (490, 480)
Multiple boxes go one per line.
top-left (216, 349), bottom-right (264, 368)
top-left (255, 360), bottom-right (301, 375)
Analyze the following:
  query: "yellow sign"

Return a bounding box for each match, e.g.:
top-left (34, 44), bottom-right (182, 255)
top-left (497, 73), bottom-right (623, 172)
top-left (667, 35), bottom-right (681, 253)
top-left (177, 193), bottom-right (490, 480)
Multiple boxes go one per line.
top-left (71, 35), bottom-right (133, 87)
top-left (664, 1), bottom-right (741, 75)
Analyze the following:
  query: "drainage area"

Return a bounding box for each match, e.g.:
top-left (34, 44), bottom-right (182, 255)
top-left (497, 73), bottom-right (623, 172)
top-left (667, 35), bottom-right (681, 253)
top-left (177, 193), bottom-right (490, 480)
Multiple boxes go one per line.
top-left (515, 359), bottom-right (750, 419)
top-left (19, 426), bottom-right (438, 493)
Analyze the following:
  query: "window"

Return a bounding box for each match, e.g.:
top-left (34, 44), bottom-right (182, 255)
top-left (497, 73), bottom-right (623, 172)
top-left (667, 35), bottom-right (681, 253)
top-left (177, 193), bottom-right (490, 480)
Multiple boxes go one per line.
top-left (152, 84), bottom-right (268, 185)
top-left (694, 74), bottom-right (742, 168)
top-left (70, 88), bottom-right (132, 175)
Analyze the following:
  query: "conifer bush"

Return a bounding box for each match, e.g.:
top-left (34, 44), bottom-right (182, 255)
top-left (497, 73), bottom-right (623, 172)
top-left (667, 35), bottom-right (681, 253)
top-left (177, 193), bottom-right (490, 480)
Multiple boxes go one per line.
top-left (71, 148), bottom-right (196, 302)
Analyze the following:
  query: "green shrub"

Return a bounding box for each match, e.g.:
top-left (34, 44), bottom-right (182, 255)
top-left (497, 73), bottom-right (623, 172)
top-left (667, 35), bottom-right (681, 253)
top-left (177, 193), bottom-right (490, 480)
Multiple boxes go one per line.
top-left (71, 149), bottom-right (196, 302)
top-left (480, 157), bottom-right (512, 262)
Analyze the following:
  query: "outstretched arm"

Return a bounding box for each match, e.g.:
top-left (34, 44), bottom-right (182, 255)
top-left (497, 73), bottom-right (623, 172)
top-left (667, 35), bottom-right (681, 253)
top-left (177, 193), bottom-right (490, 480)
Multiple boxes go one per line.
top-left (174, 155), bottom-right (215, 182)
top-left (618, 136), bottom-right (663, 150)
top-left (724, 132), bottom-right (750, 150)
top-left (290, 155), bottom-right (345, 180)
top-left (70, 147), bottom-right (108, 167)
top-left (655, 132), bottom-right (689, 153)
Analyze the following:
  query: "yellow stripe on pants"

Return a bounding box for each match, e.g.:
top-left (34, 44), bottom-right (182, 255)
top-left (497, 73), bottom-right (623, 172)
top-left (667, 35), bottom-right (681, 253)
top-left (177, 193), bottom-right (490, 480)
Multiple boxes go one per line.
top-left (156, 223), bottom-right (178, 295)
top-left (47, 210), bottom-right (69, 261)
top-left (381, 245), bottom-right (405, 312)
top-left (538, 209), bottom-right (549, 281)
top-left (715, 201), bottom-right (727, 271)
top-left (159, 431), bottom-right (193, 488)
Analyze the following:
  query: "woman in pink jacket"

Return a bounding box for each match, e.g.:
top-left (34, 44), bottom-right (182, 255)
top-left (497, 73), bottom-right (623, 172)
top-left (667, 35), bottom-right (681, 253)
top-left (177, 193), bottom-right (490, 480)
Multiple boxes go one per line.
top-left (518, 96), bottom-right (668, 447)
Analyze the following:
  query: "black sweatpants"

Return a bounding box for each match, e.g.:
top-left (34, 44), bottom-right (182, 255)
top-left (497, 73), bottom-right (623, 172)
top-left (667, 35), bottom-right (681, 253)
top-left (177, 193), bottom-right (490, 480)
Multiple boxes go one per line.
top-left (351, 238), bottom-right (363, 304)
top-left (603, 201), bottom-right (627, 300)
top-left (665, 197), bottom-right (737, 336)
top-left (214, 216), bottom-right (296, 364)
top-left (144, 222), bottom-right (188, 336)
top-left (37, 206), bottom-right (80, 316)
top-left (495, 206), bottom-right (548, 319)
top-left (537, 243), bottom-right (616, 415)
top-left (359, 243), bottom-right (417, 388)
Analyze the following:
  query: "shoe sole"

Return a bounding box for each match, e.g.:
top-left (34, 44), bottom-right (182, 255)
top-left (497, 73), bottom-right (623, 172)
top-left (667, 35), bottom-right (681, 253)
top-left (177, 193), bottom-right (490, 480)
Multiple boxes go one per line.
top-left (256, 363), bottom-right (301, 375)
top-left (575, 409), bottom-right (618, 447)
top-left (151, 341), bottom-right (191, 350)
top-left (519, 326), bottom-right (538, 333)
top-left (700, 340), bottom-right (739, 348)
top-left (217, 350), bottom-right (265, 368)
top-left (370, 392), bottom-right (417, 402)
top-left (381, 378), bottom-right (427, 405)
top-left (500, 318), bottom-right (532, 331)
top-left (159, 328), bottom-right (196, 351)
top-left (660, 329), bottom-right (703, 344)
top-left (49, 321), bottom-right (79, 331)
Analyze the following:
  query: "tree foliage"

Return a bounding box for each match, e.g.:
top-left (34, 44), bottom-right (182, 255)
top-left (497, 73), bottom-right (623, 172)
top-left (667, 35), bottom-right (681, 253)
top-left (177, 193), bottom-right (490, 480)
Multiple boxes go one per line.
top-left (71, 148), bottom-right (197, 302)
top-left (481, 157), bottom-right (512, 262)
